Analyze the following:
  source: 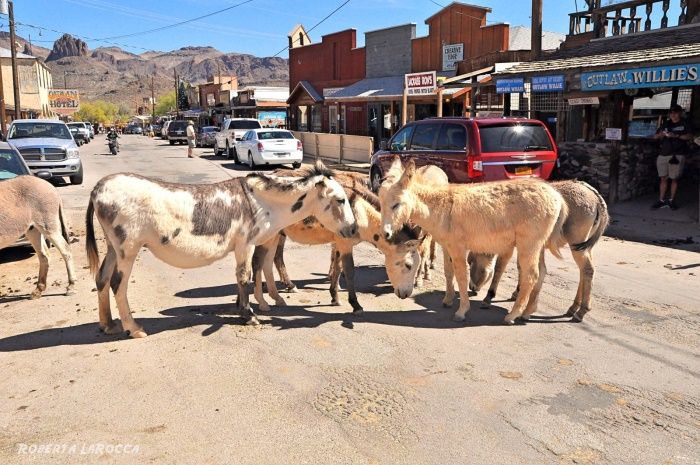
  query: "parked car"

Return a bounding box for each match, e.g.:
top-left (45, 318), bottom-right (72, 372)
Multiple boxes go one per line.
top-left (7, 119), bottom-right (83, 185)
top-left (133, 125), bottom-right (143, 135)
top-left (67, 122), bottom-right (89, 146)
top-left (370, 117), bottom-right (558, 191)
top-left (196, 126), bottom-right (219, 148)
top-left (161, 121), bottom-right (171, 139)
top-left (167, 120), bottom-right (190, 145)
top-left (214, 118), bottom-right (262, 158)
top-left (233, 129), bottom-right (303, 169)
top-left (82, 122), bottom-right (95, 140)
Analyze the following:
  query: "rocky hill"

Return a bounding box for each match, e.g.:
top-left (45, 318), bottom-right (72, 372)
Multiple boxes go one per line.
top-left (0, 33), bottom-right (288, 107)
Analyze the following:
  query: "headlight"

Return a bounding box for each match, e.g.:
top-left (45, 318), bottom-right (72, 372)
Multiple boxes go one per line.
top-left (67, 148), bottom-right (80, 159)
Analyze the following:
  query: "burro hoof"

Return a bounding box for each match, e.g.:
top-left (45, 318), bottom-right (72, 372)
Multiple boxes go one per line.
top-left (129, 329), bottom-right (148, 339)
top-left (258, 303), bottom-right (271, 312)
top-left (331, 300), bottom-right (342, 307)
top-left (520, 314), bottom-right (531, 321)
top-left (274, 298), bottom-right (287, 307)
top-left (352, 309), bottom-right (364, 316)
top-left (65, 287), bottom-right (76, 297)
top-left (30, 290), bottom-right (42, 300)
top-left (246, 315), bottom-right (261, 326)
top-left (480, 300), bottom-right (491, 309)
top-left (442, 297), bottom-right (454, 307)
top-left (452, 313), bottom-right (466, 322)
top-left (102, 321), bottom-right (123, 335)
top-left (287, 286), bottom-right (299, 293)
top-left (502, 318), bottom-right (516, 325)
top-left (571, 313), bottom-right (584, 323)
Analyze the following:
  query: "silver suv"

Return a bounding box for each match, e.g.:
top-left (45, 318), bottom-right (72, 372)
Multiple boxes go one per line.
top-left (7, 119), bottom-right (83, 184)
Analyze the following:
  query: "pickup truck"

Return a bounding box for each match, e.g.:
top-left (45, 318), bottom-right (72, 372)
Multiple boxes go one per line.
top-left (213, 118), bottom-right (261, 159)
top-left (7, 119), bottom-right (83, 184)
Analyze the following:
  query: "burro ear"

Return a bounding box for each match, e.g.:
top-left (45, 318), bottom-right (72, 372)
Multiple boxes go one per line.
top-left (399, 160), bottom-right (416, 188)
top-left (403, 239), bottom-right (422, 250)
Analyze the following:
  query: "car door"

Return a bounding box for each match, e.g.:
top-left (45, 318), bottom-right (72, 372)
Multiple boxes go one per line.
top-left (405, 122), bottom-right (441, 169)
top-left (237, 131), bottom-right (250, 159)
top-left (378, 124), bottom-right (414, 175)
top-left (433, 123), bottom-right (469, 183)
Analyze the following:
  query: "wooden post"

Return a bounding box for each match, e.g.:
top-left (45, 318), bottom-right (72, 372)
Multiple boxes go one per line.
top-left (531, 0), bottom-right (543, 60)
top-left (402, 88), bottom-right (408, 125)
top-left (464, 90), bottom-right (469, 117)
top-left (315, 133), bottom-right (320, 160)
top-left (339, 134), bottom-right (344, 165)
top-left (437, 87), bottom-right (443, 117)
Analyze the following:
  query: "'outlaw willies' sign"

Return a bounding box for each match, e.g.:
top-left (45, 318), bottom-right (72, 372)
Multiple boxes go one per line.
top-left (581, 64), bottom-right (700, 91)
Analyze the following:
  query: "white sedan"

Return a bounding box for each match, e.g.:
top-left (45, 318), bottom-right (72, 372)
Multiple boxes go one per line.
top-left (233, 129), bottom-right (303, 169)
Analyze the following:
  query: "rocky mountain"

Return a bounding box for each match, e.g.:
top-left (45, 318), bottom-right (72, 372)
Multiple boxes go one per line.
top-left (0, 33), bottom-right (289, 107)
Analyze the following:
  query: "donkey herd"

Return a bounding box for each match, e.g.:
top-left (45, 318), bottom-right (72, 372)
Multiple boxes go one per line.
top-left (1, 158), bottom-right (608, 338)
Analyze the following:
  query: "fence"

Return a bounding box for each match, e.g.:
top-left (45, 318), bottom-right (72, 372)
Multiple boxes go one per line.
top-left (291, 131), bottom-right (374, 165)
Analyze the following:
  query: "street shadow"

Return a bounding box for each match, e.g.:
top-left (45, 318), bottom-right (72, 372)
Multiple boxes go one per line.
top-left (669, 263), bottom-right (700, 270)
top-left (0, 246), bottom-right (34, 264)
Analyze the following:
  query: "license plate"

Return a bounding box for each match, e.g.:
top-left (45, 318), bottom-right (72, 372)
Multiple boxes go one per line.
top-left (274, 152), bottom-right (289, 156)
top-left (515, 166), bottom-right (532, 176)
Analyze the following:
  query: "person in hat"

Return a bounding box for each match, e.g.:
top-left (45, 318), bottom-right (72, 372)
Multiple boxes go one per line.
top-left (186, 120), bottom-right (196, 158)
top-left (652, 104), bottom-right (693, 210)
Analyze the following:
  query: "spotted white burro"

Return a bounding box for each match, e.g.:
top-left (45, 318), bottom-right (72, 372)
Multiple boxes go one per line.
top-left (85, 162), bottom-right (357, 338)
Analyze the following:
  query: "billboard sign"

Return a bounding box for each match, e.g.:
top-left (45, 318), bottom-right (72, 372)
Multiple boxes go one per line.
top-left (496, 78), bottom-right (525, 94)
top-left (48, 89), bottom-right (80, 115)
top-left (581, 64), bottom-right (700, 91)
top-left (405, 71), bottom-right (437, 96)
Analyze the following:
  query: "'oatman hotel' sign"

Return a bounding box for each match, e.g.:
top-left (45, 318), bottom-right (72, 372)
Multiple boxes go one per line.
top-left (581, 64), bottom-right (699, 91)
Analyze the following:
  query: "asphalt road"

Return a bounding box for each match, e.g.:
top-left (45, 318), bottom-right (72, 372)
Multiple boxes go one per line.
top-left (0, 135), bottom-right (698, 465)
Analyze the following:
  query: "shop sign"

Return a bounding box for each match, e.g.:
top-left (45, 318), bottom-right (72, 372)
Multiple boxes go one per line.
top-left (568, 96), bottom-right (599, 105)
top-left (257, 111), bottom-right (286, 128)
top-left (532, 75), bottom-right (565, 92)
top-left (605, 128), bottom-right (622, 141)
top-left (442, 43), bottom-right (464, 71)
top-left (496, 78), bottom-right (525, 94)
top-left (48, 89), bottom-right (80, 115)
top-left (405, 71), bottom-right (437, 96)
top-left (581, 64), bottom-right (700, 91)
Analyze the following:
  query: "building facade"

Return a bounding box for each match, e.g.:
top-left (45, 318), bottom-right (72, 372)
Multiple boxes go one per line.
top-left (0, 48), bottom-right (55, 121)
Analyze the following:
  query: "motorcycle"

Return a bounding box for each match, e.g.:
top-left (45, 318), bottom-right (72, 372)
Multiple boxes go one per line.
top-left (107, 135), bottom-right (119, 155)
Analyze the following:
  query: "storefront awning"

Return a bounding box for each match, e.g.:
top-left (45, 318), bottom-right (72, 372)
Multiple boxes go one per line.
top-left (442, 66), bottom-right (494, 86)
top-left (328, 76), bottom-right (405, 102)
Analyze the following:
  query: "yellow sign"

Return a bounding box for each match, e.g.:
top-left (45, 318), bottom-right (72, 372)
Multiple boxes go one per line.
top-left (48, 89), bottom-right (80, 115)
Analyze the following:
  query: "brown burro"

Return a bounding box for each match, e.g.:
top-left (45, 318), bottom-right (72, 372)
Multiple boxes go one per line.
top-left (85, 162), bottom-right (357, 338)
top-left (0, 175), bottom-right (76, 298)
top-left (469, 179), bottom-right (610, 322)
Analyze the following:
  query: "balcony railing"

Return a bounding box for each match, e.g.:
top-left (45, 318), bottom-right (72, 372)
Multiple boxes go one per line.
top-left (568, 0), bottom-right (690, 38)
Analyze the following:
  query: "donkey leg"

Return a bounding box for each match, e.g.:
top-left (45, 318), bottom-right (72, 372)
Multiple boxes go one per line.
top-left (43, 228), bottom-right (77, 296)
top-left (484, 249), bottom-right (513, 307)
top-left (503, 248), bottom-right (540, 325)
top-left (264, 239), bottom-right (286, 308)
top-left (442, 247), bottom-right (455, 307)
top-left (340, 247), bottom-right (363, 314)
top-left (25, 227), bottom-right (48, 299)
top-left (328, 247), bottom-right (342, 306)
top-left (235, 245), bottom-right (259, 325)
top-left (423, 236), bottom-right (433, 281)
top-left (96, 247), bottom-right (121, 334)
top-left (565, 250), bottom-right (585, 317)
top-left (429, 237), bottom-right (437, 269)
top-left (414, 247), bottom-right (424, 288)
top-left (273, 233), bottom-right (297, 292)
top-left (446, 246), bottom-right (471, 322)
top-left (252, 244), bottom-right (272, 312)
top-left (111, 252), bottom-right (146, 338)
top-left (521, 250), bottom-right (547, 320)
top-left (571, 250), bottom-right (595, 322)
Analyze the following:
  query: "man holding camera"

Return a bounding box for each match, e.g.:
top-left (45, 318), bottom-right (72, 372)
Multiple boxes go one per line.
top-left (652, 104), bottom-right (693, 210)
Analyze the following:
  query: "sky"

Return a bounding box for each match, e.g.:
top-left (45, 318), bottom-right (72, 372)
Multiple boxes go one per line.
top-left (1, 0), bottom-right (682, 58)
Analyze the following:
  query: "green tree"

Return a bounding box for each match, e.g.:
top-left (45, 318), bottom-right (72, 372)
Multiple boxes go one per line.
top-left (177, 81), bottom-right (189, 111)
top-left (155, 91), bottom-right (176, 116)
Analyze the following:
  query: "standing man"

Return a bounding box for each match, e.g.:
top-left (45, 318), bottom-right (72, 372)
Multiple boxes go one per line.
top-left (652, 104), bottom-right (693, 210)
top-left (186, 120), bottom-right (196, 158)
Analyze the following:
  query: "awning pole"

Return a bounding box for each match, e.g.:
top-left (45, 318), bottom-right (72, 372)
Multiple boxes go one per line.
top-left (437, 87), bottom-right (443, 117)
top-left (402, 87), bottom-right (408, 126)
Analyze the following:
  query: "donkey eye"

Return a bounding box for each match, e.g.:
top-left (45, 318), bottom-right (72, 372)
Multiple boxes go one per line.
top-left (336, 198), bottom-right (346, 205)
top-left (392, 203), bottom-right (400, 210)
top-left (405, 263), bottom-right (412, 271)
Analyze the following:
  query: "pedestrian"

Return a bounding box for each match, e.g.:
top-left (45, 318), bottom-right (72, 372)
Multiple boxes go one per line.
top-left (186, 120), bottom-right (196, 158)
top-left (651, 104), bottom-right (693, 210)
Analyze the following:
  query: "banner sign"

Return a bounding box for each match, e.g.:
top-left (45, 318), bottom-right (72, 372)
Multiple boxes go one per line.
top-left (405, 71), bottom-right (436, 96)
top-left (48, 89), bottom-right (80, 115)
top-left (581, 64), bottom-right (700, 91)
top-left (257, 111), bottom-right (287, 128)
top-left (568, 96), bottom-right (600, 105)
top-left (442, 43), bottom-right (464, 71)
top-left (532, 75), bottom-right (565, 92)
top-left (496, 78), bottom-right (524, 94)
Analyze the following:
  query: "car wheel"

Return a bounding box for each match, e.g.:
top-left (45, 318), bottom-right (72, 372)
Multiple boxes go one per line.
top-left (70, 165), bottom-right (84, 185)
top-left (292, 162), bottom-right (301, 169)
top-left (169, 140), bottom-right (175, 145)
top-left (248, 151), bottom-right (256, 169)
top-left (232, 147), bottom-right (240, 164)
top-left (370, 167), bottom-right (382, 192)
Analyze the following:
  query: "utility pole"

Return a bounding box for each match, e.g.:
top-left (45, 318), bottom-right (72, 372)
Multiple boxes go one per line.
top-left (8, 0), bottom-right (21, 119)
top-left (174, 69), bottom-right (179, 118)
top-left (531, 0), bottom-right (543, 61)
top-left (150, 75), bottom-right (155, 120)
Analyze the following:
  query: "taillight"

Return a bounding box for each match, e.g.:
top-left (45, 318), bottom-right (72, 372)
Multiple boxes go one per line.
top-left (467, 153), bottom-right (483, 178)
top-left (297, 140), bottom-right (303, 151)
top-left (257, 142), bottom-right (264, 152)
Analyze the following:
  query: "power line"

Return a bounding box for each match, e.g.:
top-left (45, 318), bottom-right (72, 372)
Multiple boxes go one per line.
top-left (272, 0), bottom-right (352, 57)
top-left (94, 0), bottom-right (255, 41)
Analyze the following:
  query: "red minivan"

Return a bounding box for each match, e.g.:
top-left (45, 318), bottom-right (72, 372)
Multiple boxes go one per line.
top-left (370, 117), bottom-right (558, 190)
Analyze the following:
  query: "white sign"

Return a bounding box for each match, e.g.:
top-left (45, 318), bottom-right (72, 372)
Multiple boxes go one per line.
top-left (568, 97), bottom-right (600, 105)
top-left (405, 71), bottom-right (437, 96)
top-left (605, 128), bottom-right (622, 141)
top-left (442, 43), bottom-right (464, 71)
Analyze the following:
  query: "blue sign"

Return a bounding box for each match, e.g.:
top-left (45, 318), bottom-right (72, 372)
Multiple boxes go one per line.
top-left (581, 64), bottom-right (700, 91)
top-left (496, 78), bottom-right (525, 94)
top-left (532, 75), bottom-right (565, 92)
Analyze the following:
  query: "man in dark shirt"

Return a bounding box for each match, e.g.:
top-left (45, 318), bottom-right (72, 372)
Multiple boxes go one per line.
top-left (652, 104), bottom-right (693, 210)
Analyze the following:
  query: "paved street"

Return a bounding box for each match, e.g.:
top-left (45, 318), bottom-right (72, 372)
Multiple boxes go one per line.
top-left (0, 135), bottom-right (698, 465)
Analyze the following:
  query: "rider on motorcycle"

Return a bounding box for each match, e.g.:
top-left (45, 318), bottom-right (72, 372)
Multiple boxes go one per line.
top-left (107, 127), bottom-right (119, 151)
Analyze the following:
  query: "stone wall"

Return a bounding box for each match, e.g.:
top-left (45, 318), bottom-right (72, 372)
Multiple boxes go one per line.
top-left (557, 140), bottom-right (699, 202)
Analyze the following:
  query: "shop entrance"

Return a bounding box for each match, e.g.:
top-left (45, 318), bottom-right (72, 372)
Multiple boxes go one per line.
top-left (368, 103), bottom-right (394, 148)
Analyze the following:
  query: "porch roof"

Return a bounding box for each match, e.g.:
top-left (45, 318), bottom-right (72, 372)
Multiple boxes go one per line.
top-left (287, 81), bottom-right (323, 104)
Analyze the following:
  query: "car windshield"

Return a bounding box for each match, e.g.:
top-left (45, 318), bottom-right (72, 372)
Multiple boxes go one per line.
top-left (0, 149), bottom-right (28, 179)
top-left (169, 121), bottom-right (188, 131)
top-left (67, 123), bottom-right (84, 129)
top-left (230, 120), bottom-right (261, 130)
top-left (202, 127), bottom-right (218, 133)
top-left (478, 124), bottom-right (552, 153)
top-left (9, 122), bottom-right (72, 140)
top-left (258, 131), bottom-right (293, 140)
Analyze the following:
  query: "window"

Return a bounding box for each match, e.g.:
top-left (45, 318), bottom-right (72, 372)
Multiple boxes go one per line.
top-left (409, 124), bottom-right (440, 150)
top-left (299, 32), bottom-right (304, 46)
top-left (258, 131), bottom-right (294, 140)
top-left (298, 106), bottom-right (308, 131)
top-left (229, 120), bottom-right (262, 130)
top-left (436, 124), bottom-right (467, 151)
top-left (478, 123), bottom-right (553, 153)
top-left (311, 105), bottom-right (322, 132)
top-left (390, 125), bottom-right (414, 152)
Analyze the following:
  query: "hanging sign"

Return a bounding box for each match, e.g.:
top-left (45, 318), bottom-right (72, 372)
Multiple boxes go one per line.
top-left (496, 78), bottom-right (525, 94)
top-left (605, 128), bottom-right (622, 141)
top-left (532, 75), bottom-right (565, 92)
top-left (48, 89), bottom-right (80, 115)
top-left (442, 43), bottom-right (464, 71)
top-left (405, 71), bottom-right (436, 96)
top-left (568, 96), bottom-right (600, 105)
top-left (581, 64), bottom-right (700, 91)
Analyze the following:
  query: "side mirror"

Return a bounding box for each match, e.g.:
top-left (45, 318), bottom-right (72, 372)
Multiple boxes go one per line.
top-left (380, 139), bottom-right (388, 151)
top-left (35, 170), bottom-right (52, 180)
